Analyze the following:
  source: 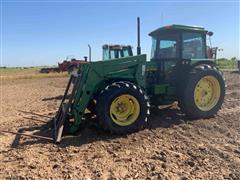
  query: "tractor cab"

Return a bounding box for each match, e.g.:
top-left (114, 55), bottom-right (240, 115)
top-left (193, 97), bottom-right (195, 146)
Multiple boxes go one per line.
top-left (149, 24), bottom-right (209, 61)
top-left (148, 24), bottom-right (214, 83)
top-left (102, 44), bottom-right (133, 60)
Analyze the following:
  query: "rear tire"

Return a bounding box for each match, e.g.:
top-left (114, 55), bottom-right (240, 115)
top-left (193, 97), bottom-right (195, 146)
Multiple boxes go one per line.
top-left (179, 65), bottom-right (225, 118)
top-left (96, 81), bottom-right (150, 134)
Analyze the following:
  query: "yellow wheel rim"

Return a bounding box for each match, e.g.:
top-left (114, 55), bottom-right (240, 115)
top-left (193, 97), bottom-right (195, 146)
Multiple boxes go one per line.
top-left (110, 94), bottom-right (140, 126)
top-left (194, 75), bottom-right (221, 111)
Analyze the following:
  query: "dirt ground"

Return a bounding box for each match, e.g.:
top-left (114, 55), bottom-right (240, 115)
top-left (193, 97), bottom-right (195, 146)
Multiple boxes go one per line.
top-left (0, 72), bottom-right (240, 179)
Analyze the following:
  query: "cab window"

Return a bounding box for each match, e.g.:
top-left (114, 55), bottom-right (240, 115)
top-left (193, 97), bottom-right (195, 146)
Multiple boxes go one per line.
top-left (103, 48), bottom-right (109, 60)
top-left (182, 32), bottom-right (205, 59)
top-left (151, 38), bottom-right (157, 59)
top-left (110, 49), bottom-right (119, 59)
top-left (123, 49), bottom-right (129, 57)
top-left (151, 35), bottom-right (179, 59)
top-left (158, 40), bottom-right (177, 58)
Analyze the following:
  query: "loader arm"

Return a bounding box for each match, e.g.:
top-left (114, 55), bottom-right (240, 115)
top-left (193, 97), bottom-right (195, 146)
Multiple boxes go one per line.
top-left (70, 54), bottom-right (146, 132)
top-left (54, 54), bottom-right (146, 142)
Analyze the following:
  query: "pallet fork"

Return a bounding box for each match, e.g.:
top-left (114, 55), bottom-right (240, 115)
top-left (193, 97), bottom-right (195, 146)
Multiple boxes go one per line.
top-left (53, 74), bottom-right (80, 143)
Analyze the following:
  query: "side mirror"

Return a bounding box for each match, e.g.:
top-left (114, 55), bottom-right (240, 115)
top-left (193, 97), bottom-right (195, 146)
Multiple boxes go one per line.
top-left (207, 31), bottom-right (214, 36)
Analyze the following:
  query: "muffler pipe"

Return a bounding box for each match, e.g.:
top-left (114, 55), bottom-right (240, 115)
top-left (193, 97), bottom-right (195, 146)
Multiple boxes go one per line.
top-left (88, 44), bottom-right (91, 62)
top-left (137, 17), bottom-right (141, 55)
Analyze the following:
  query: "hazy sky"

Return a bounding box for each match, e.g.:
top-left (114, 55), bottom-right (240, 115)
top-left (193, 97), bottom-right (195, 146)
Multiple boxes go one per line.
top-left (1, 1), bottom-right (239, 67)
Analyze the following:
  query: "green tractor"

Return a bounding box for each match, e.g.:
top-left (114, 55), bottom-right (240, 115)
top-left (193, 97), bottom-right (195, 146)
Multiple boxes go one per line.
top-left (54, 18), bottom-right (225, 143)
top-left (102, 44), bottom-right (133, 60)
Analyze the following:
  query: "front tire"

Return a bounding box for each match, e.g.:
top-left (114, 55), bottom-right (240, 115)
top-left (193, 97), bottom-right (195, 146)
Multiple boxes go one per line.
top-left (179, 65), bottom-right (225, 118)
top-left (96, 81), bottom-right (150, 134)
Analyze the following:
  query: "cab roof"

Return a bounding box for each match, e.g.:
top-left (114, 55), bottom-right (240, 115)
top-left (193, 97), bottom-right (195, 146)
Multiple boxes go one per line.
top-left (149, 24), bottom-right (208, 36)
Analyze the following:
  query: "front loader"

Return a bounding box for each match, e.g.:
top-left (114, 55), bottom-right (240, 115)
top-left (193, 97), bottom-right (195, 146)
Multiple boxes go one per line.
top-left (53, 54), bottom-right (147, 142)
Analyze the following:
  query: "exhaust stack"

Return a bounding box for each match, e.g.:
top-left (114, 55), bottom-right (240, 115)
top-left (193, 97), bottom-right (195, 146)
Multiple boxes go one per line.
top-left (137, 17), bottom-right (141, 55)
top-left (88, 44), bottom-right (91, 62)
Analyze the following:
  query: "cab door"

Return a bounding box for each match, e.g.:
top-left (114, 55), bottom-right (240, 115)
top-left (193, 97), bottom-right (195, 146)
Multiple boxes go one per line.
top-left (152, 33), bottom-right (181, 83)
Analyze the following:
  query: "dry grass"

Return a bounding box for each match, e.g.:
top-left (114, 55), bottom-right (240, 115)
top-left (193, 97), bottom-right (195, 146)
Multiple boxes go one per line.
top-left (0, 67), bottom-right (68, 80)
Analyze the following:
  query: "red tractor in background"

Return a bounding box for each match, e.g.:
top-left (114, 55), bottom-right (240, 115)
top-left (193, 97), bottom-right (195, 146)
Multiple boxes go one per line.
top-left (58, 58), bottom-right (88, 73)
top-left (207, 47), bottom-right (218, 59)
top-left (40, 57), bottom-right (87, 74)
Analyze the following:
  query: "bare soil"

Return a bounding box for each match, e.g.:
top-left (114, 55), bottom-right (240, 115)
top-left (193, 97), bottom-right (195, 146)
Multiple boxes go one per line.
top-left (0, 72), bottom-right (240, 179)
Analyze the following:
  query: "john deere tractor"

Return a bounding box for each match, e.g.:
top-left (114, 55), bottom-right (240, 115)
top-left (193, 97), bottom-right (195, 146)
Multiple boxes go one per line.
top-left (102, 44), bottom-right (133, 60)
top-left (53, 18), bottom-right (225, 143)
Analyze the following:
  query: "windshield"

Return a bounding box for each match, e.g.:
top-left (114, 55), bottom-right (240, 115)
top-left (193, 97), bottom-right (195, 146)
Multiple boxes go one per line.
top-left (182, 32), bottom-right (205, 59)
top-left (103, 49), bottom-right (120, 60)
top-left (111, 50), bottom-right (119, 59)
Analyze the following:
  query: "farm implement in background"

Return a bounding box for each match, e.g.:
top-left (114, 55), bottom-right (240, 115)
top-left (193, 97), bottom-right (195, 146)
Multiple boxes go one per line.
top-left (40, 58), bottom-right (88, 74)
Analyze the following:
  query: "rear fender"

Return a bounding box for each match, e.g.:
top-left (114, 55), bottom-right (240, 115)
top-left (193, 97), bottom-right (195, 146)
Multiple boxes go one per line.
top-left (190, 60), bottom-right (216, 69)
